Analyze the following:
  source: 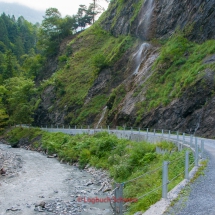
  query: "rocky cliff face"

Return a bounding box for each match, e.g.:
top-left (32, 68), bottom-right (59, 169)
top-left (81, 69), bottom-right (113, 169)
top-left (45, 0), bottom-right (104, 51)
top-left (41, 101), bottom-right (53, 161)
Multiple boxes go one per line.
top-left (35, 0), bottom-right (215, 137)
top-left (98, 0), bottom-right (215, 137)
top-left (115, 65), bottom-right (215, 137)
top-left (102, 0), bottom-right (215, 42)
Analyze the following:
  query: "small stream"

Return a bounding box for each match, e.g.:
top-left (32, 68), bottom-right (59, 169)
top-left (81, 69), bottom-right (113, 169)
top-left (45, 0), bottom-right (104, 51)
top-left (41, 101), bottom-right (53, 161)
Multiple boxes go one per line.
top-left (0, 143), bottom-right (112, 215)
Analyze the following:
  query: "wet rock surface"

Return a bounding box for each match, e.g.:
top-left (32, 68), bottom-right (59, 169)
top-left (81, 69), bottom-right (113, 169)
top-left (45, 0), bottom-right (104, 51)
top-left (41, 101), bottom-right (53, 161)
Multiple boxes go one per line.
top-left (0, 143), bottom-right (112, 215)
top-left (101, 0), bottom-right (215, 42)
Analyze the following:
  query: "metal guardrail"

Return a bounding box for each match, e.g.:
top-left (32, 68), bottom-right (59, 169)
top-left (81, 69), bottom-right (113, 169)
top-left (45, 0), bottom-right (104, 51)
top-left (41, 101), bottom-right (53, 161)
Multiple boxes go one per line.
top-left (29, 125), bottom-right (204, 215)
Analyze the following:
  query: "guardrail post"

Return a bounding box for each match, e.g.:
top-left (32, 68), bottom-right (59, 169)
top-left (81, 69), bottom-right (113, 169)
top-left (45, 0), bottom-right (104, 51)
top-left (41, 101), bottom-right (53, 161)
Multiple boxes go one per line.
top-left (177, 141), bottom-right (180, 151)
top-left (162, 161), bottom-right (169, 199)
top-left (162, 129), bottom-right (164, 137)
top-left (190, 135), bottom-right (193, 146)
top-left (177, 131), bottom-right (179, 140)
top-left (183, 133), bottom-right (185, 144)
top-left (195, 137), bottom-right (199, 166)
top-left (114, 183), bottom-right (123, 215)
top-left (69, 125), bottom-right (70, 129)
top-left (201, 140), bottom-right (204, 158)
top-left (185, 151), bottom-right (189, 180)
top-left (168, 130), bottom-right (171, 138)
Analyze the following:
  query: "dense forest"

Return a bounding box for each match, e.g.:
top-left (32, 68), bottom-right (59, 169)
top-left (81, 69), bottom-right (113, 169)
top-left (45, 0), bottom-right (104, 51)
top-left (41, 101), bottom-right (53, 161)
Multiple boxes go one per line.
top-left (0, 1), bottom-right (106, 131)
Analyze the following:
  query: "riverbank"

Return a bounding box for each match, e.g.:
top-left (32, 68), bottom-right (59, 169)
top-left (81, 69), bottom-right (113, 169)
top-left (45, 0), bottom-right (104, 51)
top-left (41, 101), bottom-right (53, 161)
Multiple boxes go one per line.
top-left (0, 142), bottom-right (112, 215)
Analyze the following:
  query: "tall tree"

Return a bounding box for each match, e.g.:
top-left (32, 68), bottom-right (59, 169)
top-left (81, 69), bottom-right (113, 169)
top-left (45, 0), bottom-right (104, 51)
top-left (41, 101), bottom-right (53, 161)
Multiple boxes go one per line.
top-left (0, 17), bottom-right (9, 47)
top-left (3, 50), bottom-right (14, 80)
top-left (91, 0), bottom-right (109, 23)
top-left (39, 8), bottom-right (62, 56)
top-left (76, 5), bottom-right (88, 30)
top-left (0, 85), bottom-right (8, 131)
top-left (4, 77), bottom-right (35, 125)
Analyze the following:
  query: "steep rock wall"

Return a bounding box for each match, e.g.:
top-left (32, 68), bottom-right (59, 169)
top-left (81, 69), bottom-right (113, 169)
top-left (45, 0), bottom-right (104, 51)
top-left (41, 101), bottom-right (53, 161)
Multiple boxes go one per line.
top-left (102, 0), bottom-right (215, 42)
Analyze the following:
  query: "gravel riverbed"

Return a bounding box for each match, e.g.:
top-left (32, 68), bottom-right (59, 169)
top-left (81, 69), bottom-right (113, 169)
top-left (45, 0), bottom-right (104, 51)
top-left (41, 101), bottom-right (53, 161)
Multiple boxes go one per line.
top-left (0, 143), bottom-right (113, 215)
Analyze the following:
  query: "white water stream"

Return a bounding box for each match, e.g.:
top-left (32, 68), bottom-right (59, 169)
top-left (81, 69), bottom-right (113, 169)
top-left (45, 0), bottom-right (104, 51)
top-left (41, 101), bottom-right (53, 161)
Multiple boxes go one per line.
top-left (136, 0), bottom-right (155, 38)
top-left (133, 42), bottom-right (151, 75)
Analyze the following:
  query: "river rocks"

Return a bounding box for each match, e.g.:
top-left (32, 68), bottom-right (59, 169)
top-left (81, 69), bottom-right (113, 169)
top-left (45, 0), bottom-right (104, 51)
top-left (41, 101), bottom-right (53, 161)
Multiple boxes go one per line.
top-left (0, 147), bottom-right (23, 178)
top-left (35, 201), bottom-right (46, 212)
top-left (0, 143), bottom-right (112, 215)
top-left (6, 207), bottom-right (21, 211)
top-left (47, 154), bottom-right (57, 158)
top-left (34, 198), bottom-right (85, 214)
top-left (0, 167), bottom-right (6, 175)
top-left (85, 180), bottom-right (94, 186)
top-left (85, 167), bottom-right (113, 193)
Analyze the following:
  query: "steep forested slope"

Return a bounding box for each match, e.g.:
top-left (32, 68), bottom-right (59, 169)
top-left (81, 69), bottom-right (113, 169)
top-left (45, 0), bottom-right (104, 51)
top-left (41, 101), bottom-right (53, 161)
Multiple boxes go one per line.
top-left (0, 14), bottom-right (41, 130)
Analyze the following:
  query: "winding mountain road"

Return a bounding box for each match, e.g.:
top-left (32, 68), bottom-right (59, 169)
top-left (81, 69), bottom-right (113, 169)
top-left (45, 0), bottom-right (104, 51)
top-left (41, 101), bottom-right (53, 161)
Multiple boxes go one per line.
top-left (164, 137), bottom-right (215, 215)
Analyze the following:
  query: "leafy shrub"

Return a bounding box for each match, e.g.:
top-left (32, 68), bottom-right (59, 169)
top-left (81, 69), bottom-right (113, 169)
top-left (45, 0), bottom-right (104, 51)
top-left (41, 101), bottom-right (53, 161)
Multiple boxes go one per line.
top-left (58, 55), bottom-right (67, 62)
top-left (91, 53), bottom-right (108, 75)
top-left (79, 149), bottom-right (91, 168)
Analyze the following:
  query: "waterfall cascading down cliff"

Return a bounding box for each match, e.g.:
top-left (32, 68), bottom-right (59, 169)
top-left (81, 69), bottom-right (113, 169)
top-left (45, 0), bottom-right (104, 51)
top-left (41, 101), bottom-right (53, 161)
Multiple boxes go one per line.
top-left (133, 43), bottom-right (151, 75)
top-left (136, 0), bottom-right (155, 40)
top-left (133, 0), bottom-right (155, 75)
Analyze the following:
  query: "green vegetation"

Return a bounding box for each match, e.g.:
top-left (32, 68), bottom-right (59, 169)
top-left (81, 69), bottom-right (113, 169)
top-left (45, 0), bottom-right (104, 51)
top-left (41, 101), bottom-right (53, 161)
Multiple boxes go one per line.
top-left (107, 84), bottom-right (126, 116)
top-left (3, 77), bottom-right (36, 125)
top-left (136, 34), bottom-right (215, 123)
top-left (0, 13), bottom-right (40, 131)
top-left (130, 0), bottom-right (145, 25)
top-left (101, 0), bottom-right (145, 32)
top-left (6, 127), bottom-right (194, 214)
top-left (46, 24), bottom-right (134, 125)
